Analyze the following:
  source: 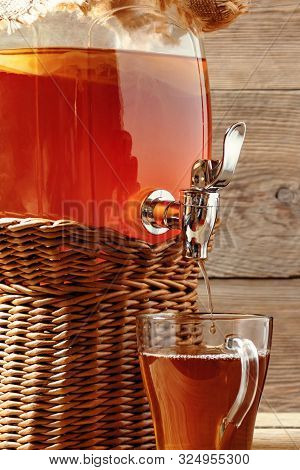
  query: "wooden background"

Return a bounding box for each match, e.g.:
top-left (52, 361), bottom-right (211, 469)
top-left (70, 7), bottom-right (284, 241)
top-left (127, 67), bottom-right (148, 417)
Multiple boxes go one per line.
top-left (206, 0), bottom-right (300, 278)
top-left (202, 0), bottom-right (300, 430)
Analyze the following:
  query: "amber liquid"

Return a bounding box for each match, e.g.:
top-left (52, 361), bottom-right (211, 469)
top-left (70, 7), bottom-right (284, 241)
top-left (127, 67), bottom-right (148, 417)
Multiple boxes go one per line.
top-left (0, 48), bottom-right (211, 239)
top-left (140, 349), bottom-right (270, 450)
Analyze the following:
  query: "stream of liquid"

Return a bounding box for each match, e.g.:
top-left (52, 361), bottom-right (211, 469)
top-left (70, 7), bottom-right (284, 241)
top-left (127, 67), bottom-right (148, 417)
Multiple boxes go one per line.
top-left (199, 260), bottom-right (216, 334)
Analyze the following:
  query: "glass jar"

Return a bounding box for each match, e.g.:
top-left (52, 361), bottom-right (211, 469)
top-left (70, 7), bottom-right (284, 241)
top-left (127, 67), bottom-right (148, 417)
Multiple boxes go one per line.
top-left (0, 5), bottom-right (211, 240)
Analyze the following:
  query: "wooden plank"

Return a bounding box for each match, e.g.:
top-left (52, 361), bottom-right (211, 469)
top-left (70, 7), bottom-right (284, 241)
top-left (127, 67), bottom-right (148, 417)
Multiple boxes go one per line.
top-left (201, 279), bottom-right (300, 413)
top-left (205, 0), bottom-right (300, 90)
top-left (253, 429), bottom-right (300, 450)
top-left (256, 413), bottom-right (300, 428)
top-left (202, 279), bottom-right (300, 314)
top-left (252, 1), bottom-right (300, 8)
top-left (207, 90), bottom-right (300, 278)
top-left (254, 412), bottom-right (300, 449)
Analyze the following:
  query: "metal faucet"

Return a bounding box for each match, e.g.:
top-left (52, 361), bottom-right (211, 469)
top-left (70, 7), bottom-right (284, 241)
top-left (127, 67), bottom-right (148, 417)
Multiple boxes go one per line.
top-left (141, 122), bottom-right (246, 259)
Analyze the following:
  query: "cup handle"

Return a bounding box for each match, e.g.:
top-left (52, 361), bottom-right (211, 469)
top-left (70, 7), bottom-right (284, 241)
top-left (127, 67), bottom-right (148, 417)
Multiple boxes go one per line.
top-left (220, 335), bottom-right (259, 439)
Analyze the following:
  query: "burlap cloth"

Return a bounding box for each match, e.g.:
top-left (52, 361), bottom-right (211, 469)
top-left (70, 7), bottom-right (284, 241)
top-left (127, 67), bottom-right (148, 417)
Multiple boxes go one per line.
top-left (0, 0), bottom-right (249, 33)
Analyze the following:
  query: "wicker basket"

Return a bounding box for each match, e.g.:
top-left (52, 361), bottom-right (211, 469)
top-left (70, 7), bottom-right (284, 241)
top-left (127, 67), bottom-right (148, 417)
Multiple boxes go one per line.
top-left (0, 217), bottom-right (201, 449)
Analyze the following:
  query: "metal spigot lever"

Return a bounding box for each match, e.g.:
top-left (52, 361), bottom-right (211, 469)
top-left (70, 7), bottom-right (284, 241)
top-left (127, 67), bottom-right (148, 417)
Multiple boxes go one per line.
top-left (141, 122), bottom-right (246, 260)
top-left (211, 122), bottom-right (247, 190)
top-left (191, 122), bottom-right (247, 190)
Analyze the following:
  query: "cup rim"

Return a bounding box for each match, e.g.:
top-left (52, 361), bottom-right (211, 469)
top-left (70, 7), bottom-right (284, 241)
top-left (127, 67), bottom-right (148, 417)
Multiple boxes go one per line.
top-left (137, 312), bottom-right (273, 322)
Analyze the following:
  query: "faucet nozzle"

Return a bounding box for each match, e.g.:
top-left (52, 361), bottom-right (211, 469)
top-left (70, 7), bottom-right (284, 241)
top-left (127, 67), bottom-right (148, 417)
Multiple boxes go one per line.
top-left (141, 122), bottom-right (246, 260)
top-left (141, 189), bottom-right (219, 260)
top-left (180, 190), bottom-right (219, 259)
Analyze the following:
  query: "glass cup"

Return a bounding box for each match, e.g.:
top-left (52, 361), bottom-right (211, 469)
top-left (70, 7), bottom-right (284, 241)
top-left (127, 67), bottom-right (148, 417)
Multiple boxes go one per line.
top-left (137, 313), bottom-right (273, 450)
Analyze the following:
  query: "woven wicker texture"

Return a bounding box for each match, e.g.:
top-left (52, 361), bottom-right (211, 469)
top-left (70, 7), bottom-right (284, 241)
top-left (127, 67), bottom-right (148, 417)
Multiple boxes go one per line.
top-left (0, 217), bottom-right (200, 449)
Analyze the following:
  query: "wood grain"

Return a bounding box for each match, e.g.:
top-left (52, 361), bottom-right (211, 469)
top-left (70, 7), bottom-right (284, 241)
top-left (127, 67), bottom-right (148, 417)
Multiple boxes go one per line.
top-left (207, 90), bottom-right (300, 278)
top-left (256, 413), bottom-right (300, 428)
top-left (200, 279), bottom-right (300, 413)
top-left (254, 413), bottom-right (300, 450)
top-left (253, 428), bottom-right (300, 450)
top-left (205, 0), bottom-right (300, 90)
